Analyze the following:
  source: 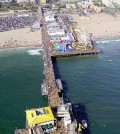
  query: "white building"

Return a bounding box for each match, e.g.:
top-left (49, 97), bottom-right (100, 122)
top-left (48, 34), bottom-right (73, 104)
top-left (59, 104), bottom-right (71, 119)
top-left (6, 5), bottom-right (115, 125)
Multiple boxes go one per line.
top-left (0, 0), bottom-right (12, 2)
top-left (77, 0), bottom-right (93, 9)
top-left (61, 0), bottom-right (78, 3)
top-left (45, 15), bottom-right (55, 22)
top-left (48, 28), bottom-right (65, 36)
top-left (44, 11), bottom-right (55, 22)
top-left (113, 0), bottom-right (120, 5)
top-left (57, 103), bottom-right (72, 128)
top-left (102, 0), bottom-right (120, 7)
top-left (15, 0), bottom-right (35, 3)
top-left (64, 113), bottom-right (71, 128)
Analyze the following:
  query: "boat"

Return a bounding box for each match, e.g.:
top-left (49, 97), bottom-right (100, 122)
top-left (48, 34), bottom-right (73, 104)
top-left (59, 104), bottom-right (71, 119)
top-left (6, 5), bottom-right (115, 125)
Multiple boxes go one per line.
top-left (81, 119), bottom-right (88, 128)
top-left (72, 104), bottom-right (88, 130)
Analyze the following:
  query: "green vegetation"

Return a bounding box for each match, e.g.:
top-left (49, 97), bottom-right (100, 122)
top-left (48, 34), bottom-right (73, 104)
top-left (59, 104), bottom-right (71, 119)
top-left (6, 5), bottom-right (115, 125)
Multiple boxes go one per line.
top-left (0, 1), bottom-right (38, 13)
top-left (0, 7), bottom-right (9, 12)
top-left (114, 4), bottom-right (120, 11)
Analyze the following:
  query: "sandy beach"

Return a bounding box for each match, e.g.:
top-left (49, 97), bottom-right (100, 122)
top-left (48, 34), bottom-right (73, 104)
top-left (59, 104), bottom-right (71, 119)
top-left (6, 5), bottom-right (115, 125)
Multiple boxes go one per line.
top-left (70, 13), bottom-right (120, 40)
top-left (0, 27), bottom-right (42, 49)
top-left (0, 13), bottom-right (120, 50)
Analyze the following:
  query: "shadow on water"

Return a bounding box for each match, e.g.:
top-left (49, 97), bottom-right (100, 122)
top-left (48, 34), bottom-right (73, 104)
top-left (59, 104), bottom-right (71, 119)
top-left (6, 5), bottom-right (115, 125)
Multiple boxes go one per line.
top-left (52, 57), bottom-right (91, 134)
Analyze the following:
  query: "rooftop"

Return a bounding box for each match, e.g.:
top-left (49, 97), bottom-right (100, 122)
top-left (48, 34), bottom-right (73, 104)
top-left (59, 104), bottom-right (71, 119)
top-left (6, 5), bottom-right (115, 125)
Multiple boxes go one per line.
top-left (26, 106), bottom-right (55, 127)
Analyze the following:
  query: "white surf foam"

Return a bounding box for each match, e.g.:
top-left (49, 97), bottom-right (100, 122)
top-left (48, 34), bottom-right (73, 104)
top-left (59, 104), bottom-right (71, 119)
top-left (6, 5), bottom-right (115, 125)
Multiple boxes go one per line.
top-left (95, 40), bottom-right (111, 44)
top-left (95, 39), bottom-right (120, 44)
top-left (27, 49), bottom-right (42, 55)
top-left (110, 39), bottom-right (120, 42)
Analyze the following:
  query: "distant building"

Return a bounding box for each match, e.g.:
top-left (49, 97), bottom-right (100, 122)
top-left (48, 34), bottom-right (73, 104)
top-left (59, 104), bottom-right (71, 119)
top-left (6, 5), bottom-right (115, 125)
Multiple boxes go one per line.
top-left (61, 0), bottom-right (78, 4)
top-left (15, 0), bottom-right (35, 3)
top-left (78, 0), bottom-right (93, 9)
top-left (41, 0), bottom-right (46, 4)
top-left (0, 0), bottom-right (12, 2)
top-left (113, 0), bottom-right (120, 5)
top-left (0, 0), bottom-right (12, 7)
top-left (102, 0), bottom-right (113, 7)
top-left (66, 3), bottom-right (77, 9)
top-left (102, 0), bottom-right (120, 7)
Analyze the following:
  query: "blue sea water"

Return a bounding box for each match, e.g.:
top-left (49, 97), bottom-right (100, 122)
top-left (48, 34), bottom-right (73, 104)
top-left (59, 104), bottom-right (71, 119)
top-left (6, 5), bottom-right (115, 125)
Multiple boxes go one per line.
top-left (53, 40), bottom-right (120, 134)
top-left (0, 48), bottom-right (47, 134)
top-left (0, 40), bottom-right (120, 134)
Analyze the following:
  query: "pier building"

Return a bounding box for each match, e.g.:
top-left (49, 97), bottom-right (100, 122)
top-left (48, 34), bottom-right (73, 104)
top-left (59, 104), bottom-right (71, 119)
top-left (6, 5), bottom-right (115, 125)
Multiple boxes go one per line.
top-left (26, 107), bottom-right (55, 128)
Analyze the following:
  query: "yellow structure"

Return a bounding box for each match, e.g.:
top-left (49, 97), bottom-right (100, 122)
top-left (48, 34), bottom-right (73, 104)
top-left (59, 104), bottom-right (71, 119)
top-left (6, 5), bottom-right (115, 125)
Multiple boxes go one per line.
top-left (77, 123), bottom-right (85, 133)
top-left (41, 0), bottom-right (46, 4)
top-left (26, 106), bottom-right (55, 128)
top-left (93, 6), bottom-right (101, 13)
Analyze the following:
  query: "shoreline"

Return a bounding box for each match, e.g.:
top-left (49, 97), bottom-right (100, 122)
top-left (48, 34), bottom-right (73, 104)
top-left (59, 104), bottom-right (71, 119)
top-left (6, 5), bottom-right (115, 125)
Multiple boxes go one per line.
top-left (70, 13), bottom-right (120, 42)
top-left (0, 27), bottom-right (43, 50)
top-left (0, 45), bottom-right (43, 50)
top-left (0, 13), bottom-right (120, 50)
top-left (0, 36), bottom-right (119, 50)
top-left (93, 36), bottom-right (120, 42)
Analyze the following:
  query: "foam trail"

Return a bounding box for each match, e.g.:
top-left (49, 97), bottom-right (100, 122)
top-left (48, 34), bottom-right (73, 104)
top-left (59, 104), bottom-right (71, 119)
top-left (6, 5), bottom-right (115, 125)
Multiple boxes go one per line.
top-left (27, 49), bottom-right (42, 55)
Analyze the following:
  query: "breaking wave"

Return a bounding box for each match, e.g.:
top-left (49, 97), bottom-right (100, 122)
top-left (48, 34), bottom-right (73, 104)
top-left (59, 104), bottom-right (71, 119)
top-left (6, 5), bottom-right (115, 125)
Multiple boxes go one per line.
top-left (95, 39), bottom-right (120, 44)
top-left (27, 49), bottom-right (42, 55)
top-left (95, 40), bottom-right (111, 44)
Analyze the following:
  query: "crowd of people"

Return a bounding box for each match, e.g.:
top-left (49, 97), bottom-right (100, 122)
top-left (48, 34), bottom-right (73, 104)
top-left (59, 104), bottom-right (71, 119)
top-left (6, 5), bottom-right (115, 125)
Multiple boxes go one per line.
top-left (0, 14), bottom-right (38, 32)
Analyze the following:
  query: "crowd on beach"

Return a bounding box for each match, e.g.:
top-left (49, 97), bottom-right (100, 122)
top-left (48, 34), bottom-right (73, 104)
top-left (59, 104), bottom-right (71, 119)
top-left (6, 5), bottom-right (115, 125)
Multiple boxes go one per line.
top-left (0, 14), bottom-right (38, 32)
top-left (0, 38), bottom-right (41, 49)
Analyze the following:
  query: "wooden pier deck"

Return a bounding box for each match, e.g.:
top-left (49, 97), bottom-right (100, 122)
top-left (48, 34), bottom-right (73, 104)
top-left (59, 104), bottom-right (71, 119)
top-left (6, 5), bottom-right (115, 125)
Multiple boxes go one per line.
top-left (51, 46), bottom-right (100, 57)
top-left (42, 18), bottom-right (61, 108)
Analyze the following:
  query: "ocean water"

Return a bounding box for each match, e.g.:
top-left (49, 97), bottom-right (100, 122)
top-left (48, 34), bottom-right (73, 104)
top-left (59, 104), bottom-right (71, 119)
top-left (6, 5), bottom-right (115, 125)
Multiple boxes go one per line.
top-left (0, 40), bottom-right (120, 134)
top-left (0, 48), bottom-right (47, 134)
top-left (53, 40), bottom-right (120, 134)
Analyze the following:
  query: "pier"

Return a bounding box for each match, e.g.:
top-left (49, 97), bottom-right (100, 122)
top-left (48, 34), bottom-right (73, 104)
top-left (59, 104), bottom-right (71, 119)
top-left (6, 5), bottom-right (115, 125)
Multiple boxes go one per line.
top-left (15, 9), bottom-right (101, 134)
top-left (42, 17), bottom-right (61, 107)
top-left (41, 14), bottom-right (100, 107)
top-left (39, 15), bottom-right (100, 133)
top-left (51, 47), bottom-right (100, 57)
